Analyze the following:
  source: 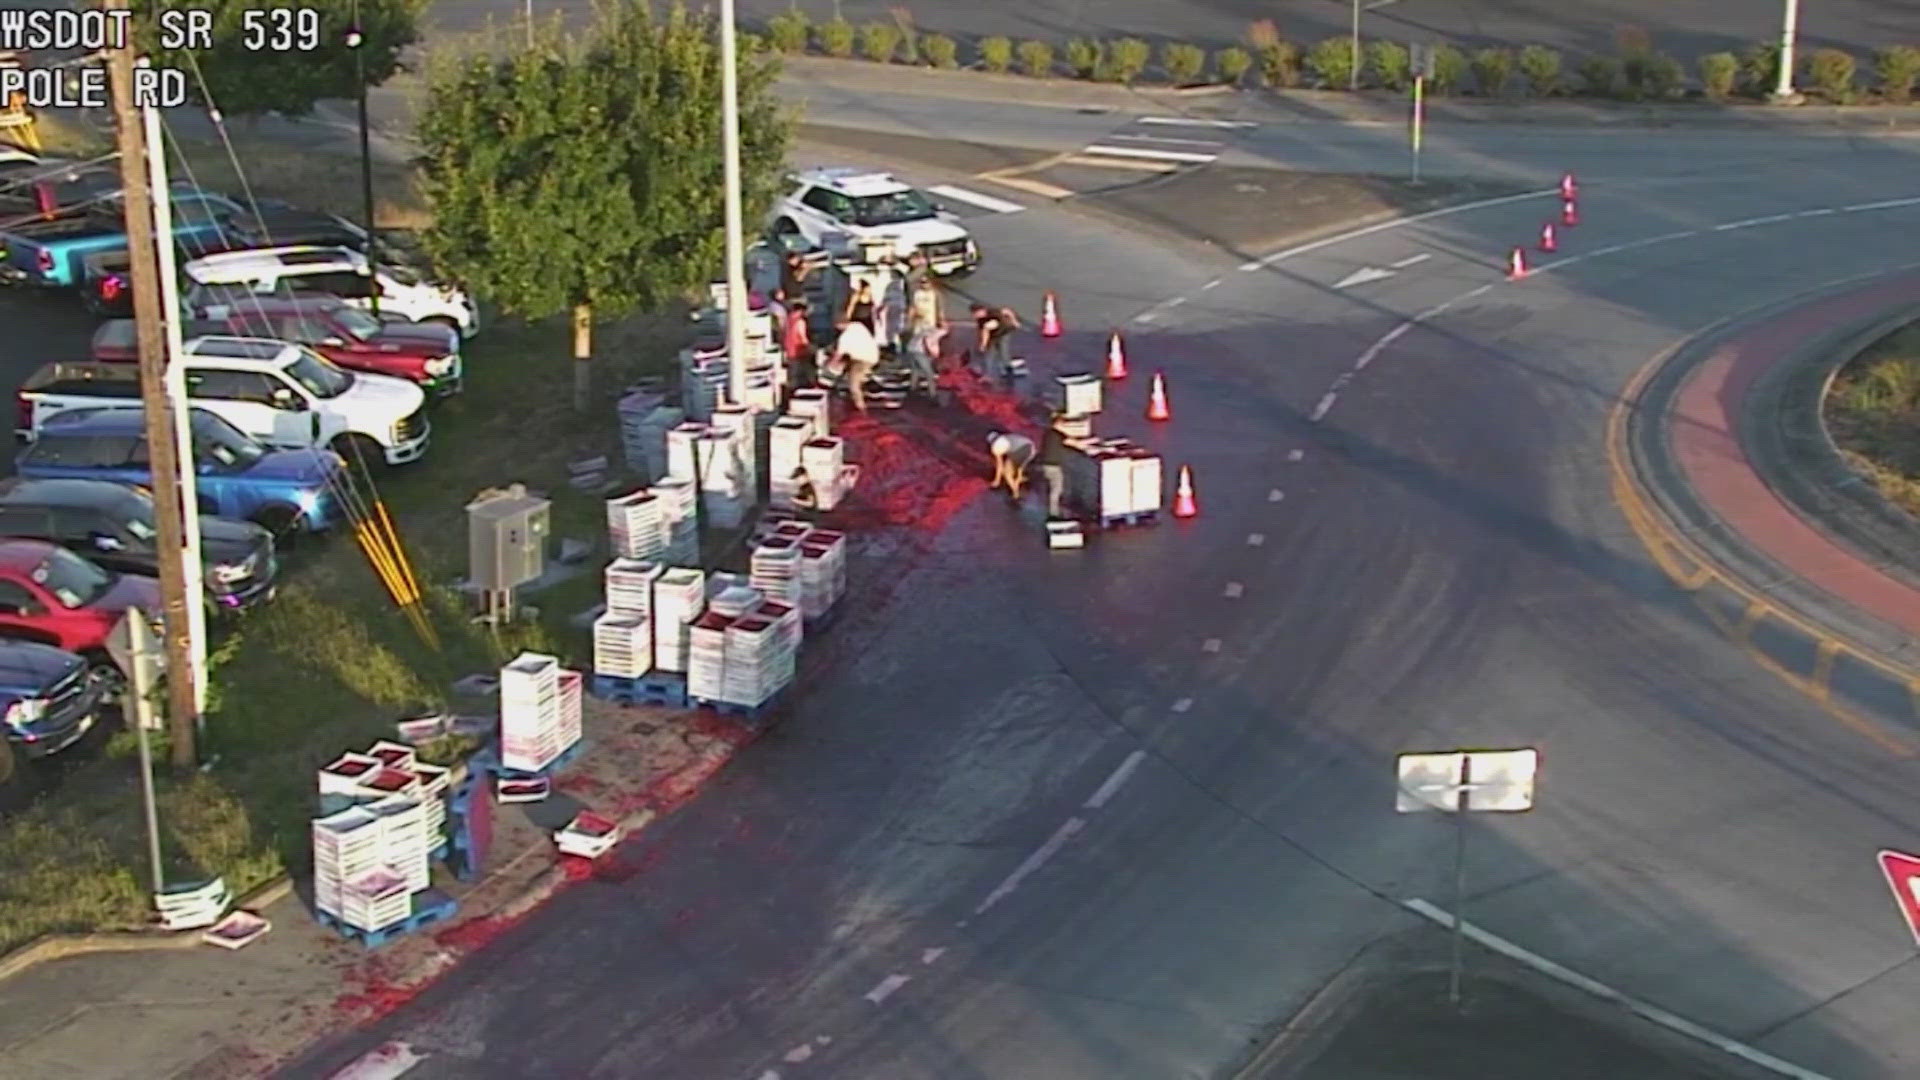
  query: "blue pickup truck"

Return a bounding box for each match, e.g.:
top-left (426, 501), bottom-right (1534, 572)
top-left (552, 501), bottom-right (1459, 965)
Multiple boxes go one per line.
top-left (14, 408), bottom-right (349, 537)
top-left (0, 637), bottom-right (109, 786)
top-left (0, 188), bottom-right (262, 289)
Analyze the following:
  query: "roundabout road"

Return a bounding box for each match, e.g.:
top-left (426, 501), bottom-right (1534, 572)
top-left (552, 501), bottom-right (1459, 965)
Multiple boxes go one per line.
top-left (286, 134), bottom-right (1920, 1079)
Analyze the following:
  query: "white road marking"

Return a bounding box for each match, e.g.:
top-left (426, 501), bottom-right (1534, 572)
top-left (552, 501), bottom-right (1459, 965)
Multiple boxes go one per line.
top-left (1172, 697), bottom-right (1194, 712)
top-left (328, 1043), bottom-right (423, 1080)
top-left (926, 184), bottom-right (1026, 214)
top-left (1105, 132), bottom-right (1225, 148)
top-left (1240, 187), bottom-right (1557, 271)
top-left (1138, 116), bottom-right (1256, 129)
top-left (1163, 296), bottom-right (1187, 308)
top-left (975, 818), bottom-right (1085, 915)
top-left (1133, 310), bottom-right (1159, 323)
top-left (1796, 207), bottom-right (1836, 218)
top-left (1247, 532), bottom-right (1266, 546)
top-left (1062, 153), bottom-right (1181, 172)
top-left (864, 973), bottom-right (912, 1005)
top-left (1287, 449), bottom-right (1305, 462)
top-left (1390, 253), bottom-right (1432, 269)
top-left (1201, 278), bottom-right (1223, 290)
top-left (1081, 143), bottom-right (1219, 164)
top-left (1843, 196), bottom-right (1920, 212)
top-left (1310, 392), bottom-right (1337, 421)
top-left (758, 1071), bottom-right (781, 1080)
top-left (1084, 750), bottom-right (1147, 809)
top-left (783, 1044), bottom-right (815, 1063)
top-left (1401, 899), bottom-right (1832, 1080)
top-left (1335, 266), bottom-right (1397, 289)
top-left (1269, 488), bottom-right (1284, 501)
top-left (1202, 638), bottom-right (1223, 652)
top-left (980, 172), bottom-right (1076, 199)
top-left (1224, 581), bottom-right (1244, 598)
top-left (922, 946), bottom-right (948, 964)
top-left (817, 1036), bottom-right (833, 1046)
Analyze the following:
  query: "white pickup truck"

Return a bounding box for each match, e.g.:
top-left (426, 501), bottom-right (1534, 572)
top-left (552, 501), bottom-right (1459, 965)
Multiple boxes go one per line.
top-left (16, 336), bottom-right (430, 467)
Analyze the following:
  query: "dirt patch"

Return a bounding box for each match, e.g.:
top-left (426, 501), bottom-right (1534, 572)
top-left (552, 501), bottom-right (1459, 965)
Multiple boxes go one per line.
top-left (1067, 166), bottom-right (1526, 261)
top-left (1824, 320), bottom-right (1920, 519)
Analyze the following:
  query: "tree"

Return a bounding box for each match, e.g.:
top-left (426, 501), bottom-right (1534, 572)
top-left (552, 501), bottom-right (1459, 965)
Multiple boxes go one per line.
top-left (418, 2), bottom-right (791, 411)
top-left (133, 0), bottom-right (423, 117)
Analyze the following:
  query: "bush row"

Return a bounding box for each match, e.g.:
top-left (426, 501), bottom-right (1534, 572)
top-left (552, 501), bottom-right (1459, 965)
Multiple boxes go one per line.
top-left (762, 11), bottom-right (1920, 103)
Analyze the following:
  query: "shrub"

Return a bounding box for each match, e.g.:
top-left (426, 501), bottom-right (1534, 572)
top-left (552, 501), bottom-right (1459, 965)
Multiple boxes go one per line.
top-left (1807, 47), bottom-right (1857, 101)
top-left (1615, 24), bottom-right (1652, 59)
top-left (1247, 19), bottom-right (1300, 87)
top-left (1579, 54), bottom-right (1622, 96)
top-left (1102, 37), bottom-right (1151, 83)
top-left (1634, 52), bottom-right (1684, 99)
top-left (1428, 43), bottom-right (1466, 94)
top-left (1367, 40), bottom-right (1410, 91)
top-left (1738, 41), bottom-right (1781, 97)
top-left (1877, 45), bottom-right (1920, 102)
top-left (1307, 37), bottom-right (1358, 88)
top-left (1517, 45), bottom-right (1561, 95)
top-left (859, 21), bottom-right (901, 63)
top-left (1163, 41), bottom-right (1206, 84)
top-left (1471, 47), bottom-right (1514, 95)
top-left (922, 33), bottom-right (958, 69)
top-left (1016, 39), bottom-right (1055, 77)
top-left (767, 10), bottom-right (809, 54)
top-left (1215, 46), bottom-right (1252, 85)
top-left (1699, 51), bottom-right (1738, 99)
top-left (1065, 38), bottom-right (1101, 79)
top-left (890, 6), bottom-right (918, 64)
top-left (979, 35), bottom-right (1013, 73)
top-left (817, 17), bottom-right (855, 58)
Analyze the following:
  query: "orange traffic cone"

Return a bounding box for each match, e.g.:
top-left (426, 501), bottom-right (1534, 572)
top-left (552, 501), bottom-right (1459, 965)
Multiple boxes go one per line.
top-left (1507, 247), bottom-right (1528, 280)
top-left (1106, 332), bottom-right (1128, 379)
top-left (1172, 466), bottom-right (1198, 518)
top-left (1146, 371), bottom-right (1171, 421)
top-left (1538, 221), bottom-right (1557, 253)
top-left (1561, 199), bottom-right (1579, 227)
top-left (1559, 172), bottom-right (1578, 202)
top-left (1041, 292), bottom-right (1062, 338)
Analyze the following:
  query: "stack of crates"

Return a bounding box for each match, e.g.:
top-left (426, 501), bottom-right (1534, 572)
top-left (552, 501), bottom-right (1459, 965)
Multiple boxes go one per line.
top-left (311, 805), bottom-right (385, 924)
top-left (686, 611), bottom-right (733, 702)
top-left (797, 528), bottom-right (848, 621)
top-left (769, 417), bottom-right (814, 510)
top-left (651, 567), bottom-right (707, 673)
top-left (596, 558), bottom-right (660, 678)
top-left (499, 653), bottom-right (582, 775)
top-left (749, 537), bottom-right (801, 604)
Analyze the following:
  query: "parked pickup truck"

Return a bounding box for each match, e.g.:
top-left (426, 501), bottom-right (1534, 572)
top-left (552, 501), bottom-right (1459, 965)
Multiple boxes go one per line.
top-left (0, 637), bottom-right (111, 765)
top-left (0, 537), bottom-right (159, 661)
top-left (18, 336), bottom-right (430, 467)
top-left (0, 189), bottom-right (261, 289)
top-left (92, 296), bottom-right (463, 395)
top-left (17, 407), bottom-right (349, 537)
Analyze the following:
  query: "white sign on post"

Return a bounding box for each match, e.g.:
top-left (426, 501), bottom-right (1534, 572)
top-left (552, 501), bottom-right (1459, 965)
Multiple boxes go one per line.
top-left (1396, 748), bottom-right (1537, 812)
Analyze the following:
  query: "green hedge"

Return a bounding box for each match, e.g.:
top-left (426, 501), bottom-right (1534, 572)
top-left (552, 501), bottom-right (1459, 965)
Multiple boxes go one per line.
top-left (767, 11), bottom-right (1920, 104)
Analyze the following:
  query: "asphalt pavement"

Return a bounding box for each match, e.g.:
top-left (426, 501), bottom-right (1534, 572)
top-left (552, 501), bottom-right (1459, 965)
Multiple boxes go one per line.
top-left (236, 74), bottom-right (1920, 1080)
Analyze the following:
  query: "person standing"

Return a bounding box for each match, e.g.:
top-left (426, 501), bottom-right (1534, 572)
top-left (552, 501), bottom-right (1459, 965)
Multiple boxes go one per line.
top-left (778, 250), bottom-right (810, 305)
top-left (904, 316), bottom-right (945, 399)
top-left (971, 302), bottom-right (1020, 382)
top-left (844, 279), bottom-right (877, 334)
top-left (783, 299), bottom-right (814, 386)
top-left (1038, 412), bottom-right (1072, 518)
top-left (831, 317), bottom-right (880, 413)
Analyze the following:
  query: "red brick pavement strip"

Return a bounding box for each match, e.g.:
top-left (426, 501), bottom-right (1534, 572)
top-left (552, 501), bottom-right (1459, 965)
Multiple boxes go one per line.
top-left (1670, 271), bottom-right (1920, 637)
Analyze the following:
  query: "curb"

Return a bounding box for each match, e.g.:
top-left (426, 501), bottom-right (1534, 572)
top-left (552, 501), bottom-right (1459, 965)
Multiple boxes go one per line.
top-left (0, 873), bottom-right (295, 984)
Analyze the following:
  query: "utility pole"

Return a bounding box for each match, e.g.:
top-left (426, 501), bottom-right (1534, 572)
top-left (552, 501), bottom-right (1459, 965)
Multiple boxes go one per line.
top-left (350, 2), bottom-right (379, 316)
top-left (140, 61), bottom-right (207, 720)
top-left (107, 1), bottom-right (200, 766)
top-left (719, 0), bottom-right (750, 408)
top-left (1773, 0), bottom-right (1803, 102)
top-left (1349, 0), bottom-right (1361, 91)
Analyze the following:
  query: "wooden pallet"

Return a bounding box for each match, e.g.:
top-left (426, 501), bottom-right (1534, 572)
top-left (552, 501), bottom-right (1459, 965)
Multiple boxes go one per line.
top-left (589, 671), bottom-right (689, 708)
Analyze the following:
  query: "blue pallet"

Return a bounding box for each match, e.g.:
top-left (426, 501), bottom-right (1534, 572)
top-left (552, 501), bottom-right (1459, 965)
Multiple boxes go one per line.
top-left (689, 690), bottom-right (787, 722)
top-left (590, 671), bottom-right (689, 708)
top-left (314, 888), bottom-right (458, 949)
top-left (1096, 510), bottom-right (1160, 529)
top-left (430, 840), bottom-right (449, 862)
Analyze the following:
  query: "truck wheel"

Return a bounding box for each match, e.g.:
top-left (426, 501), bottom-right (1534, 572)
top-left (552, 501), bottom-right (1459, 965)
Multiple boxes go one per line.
top-left (331, 434), bottom-right (389, 474)
top-left (82, 649), bottom-right (125, 703)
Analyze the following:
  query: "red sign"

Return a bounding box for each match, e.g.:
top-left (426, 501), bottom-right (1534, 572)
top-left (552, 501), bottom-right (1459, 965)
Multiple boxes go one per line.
top-left (1878, 850), bottom-right (1920, 945)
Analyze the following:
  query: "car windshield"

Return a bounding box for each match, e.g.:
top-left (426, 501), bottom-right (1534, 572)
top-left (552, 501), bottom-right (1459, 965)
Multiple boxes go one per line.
top-left (31, 546), bottom-right (113, 609)
top-left (331, 305), bottom-right (385, 340)
top-left (284, 348), bottom-right (353, 398)
top-left (848, 189), bottom-right (936, 228)
top-left (190, 411), bottom-right (267, 469)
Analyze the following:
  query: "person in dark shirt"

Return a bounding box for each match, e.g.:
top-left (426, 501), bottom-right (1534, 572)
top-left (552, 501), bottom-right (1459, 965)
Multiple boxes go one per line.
top-left (778, 251), bottom-right (809, 304)
top-left (971, 302), bottom-right (1020, 382)
top-left (789, 467), bottom-right (821, 522)
top-left (844, 280), bottom-right (877, 332)
top-left (1038, 413), bottom-right (1071, 518)
top-left (783, 299), bottom-right (814, 384)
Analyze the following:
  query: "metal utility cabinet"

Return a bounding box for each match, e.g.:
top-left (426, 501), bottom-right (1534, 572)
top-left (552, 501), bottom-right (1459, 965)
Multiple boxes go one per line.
top-left (467, 484), bottom-right (550, 621)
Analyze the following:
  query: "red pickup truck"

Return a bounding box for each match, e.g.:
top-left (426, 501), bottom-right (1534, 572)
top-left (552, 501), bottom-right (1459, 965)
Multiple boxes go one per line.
top-left (89, 296), bottom-right (462, 396)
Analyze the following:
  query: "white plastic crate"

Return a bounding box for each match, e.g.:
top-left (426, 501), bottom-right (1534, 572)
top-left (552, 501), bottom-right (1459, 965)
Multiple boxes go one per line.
top-left (1052, 373), bottom-right (1101, 418)
top-left (787, 389), bottom-right (831, 438)
top-left (593, 613), bottom-right (654, 678)
top-left (318, 753), bottom-right (382, 796)
top-left (709, 585), bottom-right (764, 619)
top-left (606, 490), bottom-right (667, 560)
top-left (686, 611), bottom-right (733, 701)
top-left (749, 540), bottom-right (800, 604)
top-left (604, 558), bottom-right (664, 618)
top-left (1129, 451), bottom-right (1162, 514)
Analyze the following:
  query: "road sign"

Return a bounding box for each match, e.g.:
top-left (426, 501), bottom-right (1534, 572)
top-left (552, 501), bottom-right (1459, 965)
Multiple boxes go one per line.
top-left (1878, 850), bottom-right (1920, 945)
top-left (105, 610), bottom-right (164, 691)
top-left (1395, 748), bottom-right (1538, 813)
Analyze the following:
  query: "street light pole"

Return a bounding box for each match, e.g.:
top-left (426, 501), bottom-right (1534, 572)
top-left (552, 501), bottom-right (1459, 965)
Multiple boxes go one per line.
top-left (350, 6), bottom-right (378, 317)
top-left (1773, 0), bottom-right (1802, 102)
top-left (1349, 0), bottom-right (1361, 91)
top-left (719, 0), bottom-right (750, 408)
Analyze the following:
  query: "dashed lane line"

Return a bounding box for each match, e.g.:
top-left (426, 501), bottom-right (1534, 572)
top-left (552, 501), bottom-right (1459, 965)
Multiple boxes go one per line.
top-left (1084, 750), bottom-right (1147, 810)
top-left (973, 818), bottom-right (1086, 915)
top-left (864, 973), bottom-right (912, 1005)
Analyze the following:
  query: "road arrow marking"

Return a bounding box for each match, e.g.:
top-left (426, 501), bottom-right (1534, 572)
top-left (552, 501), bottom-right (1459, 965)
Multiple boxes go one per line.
top-left (1335, 266), bottom-right (1396, 289)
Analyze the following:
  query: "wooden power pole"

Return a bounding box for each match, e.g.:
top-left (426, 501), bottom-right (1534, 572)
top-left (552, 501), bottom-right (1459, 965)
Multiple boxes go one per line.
top-left (106, 1), bottom-right (200, 766)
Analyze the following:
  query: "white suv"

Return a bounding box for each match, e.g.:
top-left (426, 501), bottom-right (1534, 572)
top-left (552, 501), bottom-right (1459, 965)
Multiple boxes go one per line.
top-left (182, 246), bottom-right (480, 338)
top-left (770, 168), bottom-right (979, 275)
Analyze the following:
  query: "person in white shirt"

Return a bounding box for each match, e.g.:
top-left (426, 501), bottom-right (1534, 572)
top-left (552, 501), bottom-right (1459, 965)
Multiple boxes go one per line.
top-left (988, 430), bottom-right (1036, 498)
top-left (831, 318), bottom-right (880, 413)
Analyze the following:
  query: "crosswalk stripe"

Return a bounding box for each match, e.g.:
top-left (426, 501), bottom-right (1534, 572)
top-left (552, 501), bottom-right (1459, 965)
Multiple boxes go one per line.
top-left (1061, 154), bottom-right (1181, 172)
top-left (926, 184), bottom-right (1026, 214)
top-left (1104, 132), bottom-right (1224, 148)
top-left (1080, 143), bottom-right (1218, 164)
top-left (1137, 116), bottom-right (1257, 129)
